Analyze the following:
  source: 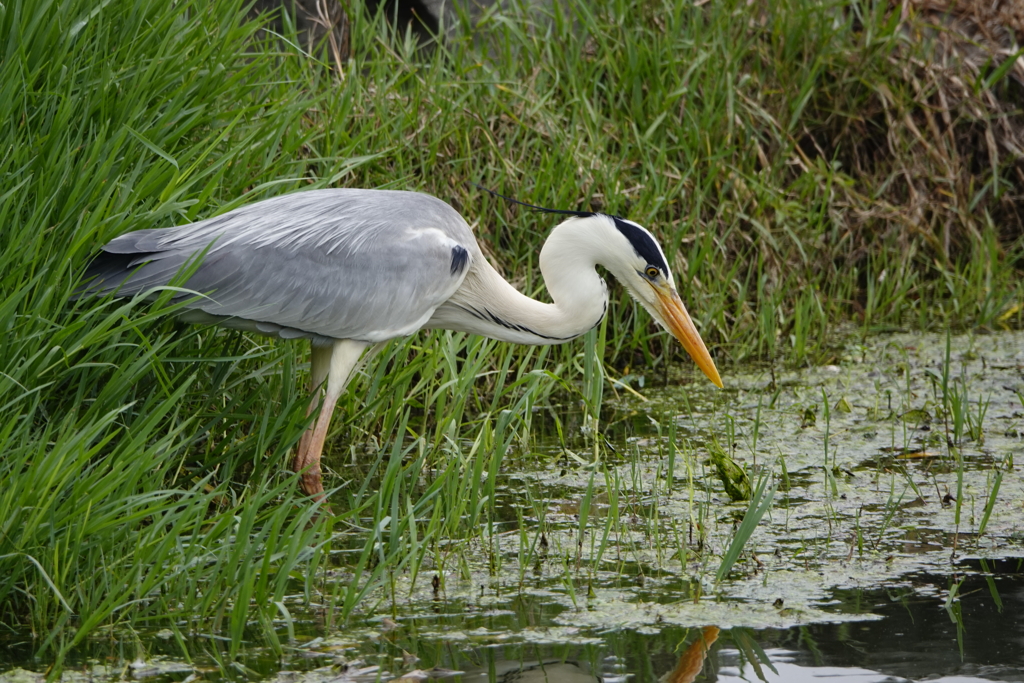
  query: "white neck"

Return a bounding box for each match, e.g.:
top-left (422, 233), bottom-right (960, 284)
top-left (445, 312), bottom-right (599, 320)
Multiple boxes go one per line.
top-left (427, 216), bottom-right (615, 344)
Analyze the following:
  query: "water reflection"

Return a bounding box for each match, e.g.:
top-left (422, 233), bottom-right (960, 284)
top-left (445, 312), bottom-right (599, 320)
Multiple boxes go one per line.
top-left (2, 562), bottom-right (1022, 683)
top-left (455, 660), bottom-right (603, 682)
top-left (660, 627), bottom-right (719, 683)
top-left (360, 560), bottom-right (1021, 682)
top-left (443, 627), bottom-right (719, 683)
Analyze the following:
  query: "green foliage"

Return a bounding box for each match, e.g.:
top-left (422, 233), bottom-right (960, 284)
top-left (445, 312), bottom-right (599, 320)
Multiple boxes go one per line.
top-left (0, 0), bottom-right (338, 666)
top-left (2, 0), bottom-right (1022, 670)
top-left (716, 473), bottom-right (777, 583)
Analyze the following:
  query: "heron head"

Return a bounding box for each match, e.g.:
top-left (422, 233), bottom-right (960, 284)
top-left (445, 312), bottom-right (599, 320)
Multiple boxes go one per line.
top-left (603, 216), bottom-right (723, 388)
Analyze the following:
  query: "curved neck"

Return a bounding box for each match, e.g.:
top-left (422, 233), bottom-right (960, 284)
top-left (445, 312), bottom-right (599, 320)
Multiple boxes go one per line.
top-left (428, 217), bottom-right (613, 344)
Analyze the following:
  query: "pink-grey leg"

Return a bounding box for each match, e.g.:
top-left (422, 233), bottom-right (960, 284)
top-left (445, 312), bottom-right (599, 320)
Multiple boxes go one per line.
top-left (294, 339), bottom-right (369, 500)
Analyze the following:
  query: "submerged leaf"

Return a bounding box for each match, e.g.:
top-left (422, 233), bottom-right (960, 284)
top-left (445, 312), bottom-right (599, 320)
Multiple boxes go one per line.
top-left (801, 406), bottom-right (817, 428)
top-left (709, 440), bottom-right (752, 502)
top-left (900, 408), bottom-right (932, 424)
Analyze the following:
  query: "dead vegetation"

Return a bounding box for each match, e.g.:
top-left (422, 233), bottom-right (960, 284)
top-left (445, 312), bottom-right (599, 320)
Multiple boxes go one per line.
top-left (833, 0), bottom-right (1024, 266)
top-left (724, 0), bottom-right (1024, 336)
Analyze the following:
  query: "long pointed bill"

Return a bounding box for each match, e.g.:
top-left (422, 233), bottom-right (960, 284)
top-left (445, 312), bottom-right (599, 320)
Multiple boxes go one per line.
top-left (653, 289), bottom-right (723, 388)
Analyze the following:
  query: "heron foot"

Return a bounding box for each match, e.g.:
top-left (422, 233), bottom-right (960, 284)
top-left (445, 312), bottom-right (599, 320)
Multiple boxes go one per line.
top-left (295, 427), bottom-right (328, 500)
top-left (294, 378), bottom-right (343, 507)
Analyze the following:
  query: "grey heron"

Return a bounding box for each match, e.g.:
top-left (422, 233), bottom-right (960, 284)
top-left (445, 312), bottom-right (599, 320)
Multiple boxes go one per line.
top-left (82, 189), bottom-right (722, 499)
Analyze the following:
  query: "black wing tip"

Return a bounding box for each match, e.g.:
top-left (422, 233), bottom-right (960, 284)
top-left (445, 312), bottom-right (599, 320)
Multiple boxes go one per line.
top-left (74, 249), bottom-right (155, 298)
top-left (79, 251), bottom-right (133, 286)
top-left (469, 182), bottom-right (595, 218)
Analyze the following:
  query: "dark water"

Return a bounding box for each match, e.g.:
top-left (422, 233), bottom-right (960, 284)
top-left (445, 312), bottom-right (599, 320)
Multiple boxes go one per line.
top-left (385, 557), bottom-right (1024, 682)
top-left (3, 558), bottom-right (1020, 682)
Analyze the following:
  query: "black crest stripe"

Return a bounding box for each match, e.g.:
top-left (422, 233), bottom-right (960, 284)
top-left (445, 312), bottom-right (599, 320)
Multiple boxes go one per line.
top-left (471, 183), bottom-right (594, 218)
top-left (611, 217), bottom-right (668, 272)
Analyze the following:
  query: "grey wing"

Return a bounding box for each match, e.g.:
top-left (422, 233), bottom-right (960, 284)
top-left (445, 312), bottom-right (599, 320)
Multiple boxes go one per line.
top-left (81, 189), bottom-right (476, 343)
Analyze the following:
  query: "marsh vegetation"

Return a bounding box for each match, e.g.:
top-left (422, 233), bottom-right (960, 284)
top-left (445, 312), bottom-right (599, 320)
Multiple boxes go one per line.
top-left (1, 0), bottom-right (1022, 679)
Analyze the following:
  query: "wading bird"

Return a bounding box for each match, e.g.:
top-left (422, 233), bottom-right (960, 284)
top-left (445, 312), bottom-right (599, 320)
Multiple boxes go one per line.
top-left (82, 189), bottom-right (722, 499)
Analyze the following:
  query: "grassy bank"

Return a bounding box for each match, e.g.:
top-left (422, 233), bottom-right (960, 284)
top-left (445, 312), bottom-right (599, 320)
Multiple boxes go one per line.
top-left (1, 0), bottom-right (1022, 671)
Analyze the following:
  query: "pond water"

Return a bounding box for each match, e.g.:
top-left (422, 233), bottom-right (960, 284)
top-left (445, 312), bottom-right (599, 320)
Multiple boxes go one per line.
top-left (2, 331), bottom-right (1023, 682)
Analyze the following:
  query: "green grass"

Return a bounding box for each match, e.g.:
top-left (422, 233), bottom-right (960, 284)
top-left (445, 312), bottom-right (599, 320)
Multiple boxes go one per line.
top-left (2, 0), bottom-right (1023, 673)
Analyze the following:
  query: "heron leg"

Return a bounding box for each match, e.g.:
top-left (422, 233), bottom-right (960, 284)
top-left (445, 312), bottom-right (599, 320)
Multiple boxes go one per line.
top-left (296, 343), bottom-right (331, 489)
top-left (294, 339), bottom-right (369, 499)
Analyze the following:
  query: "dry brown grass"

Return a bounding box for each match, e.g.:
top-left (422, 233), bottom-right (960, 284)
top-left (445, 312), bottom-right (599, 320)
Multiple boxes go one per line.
top-left (798, 0), bottom-right (1024, 271)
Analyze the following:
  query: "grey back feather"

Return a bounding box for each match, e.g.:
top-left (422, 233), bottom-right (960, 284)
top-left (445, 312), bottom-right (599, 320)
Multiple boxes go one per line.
top-left (82, 189), bottom-right (477, 343)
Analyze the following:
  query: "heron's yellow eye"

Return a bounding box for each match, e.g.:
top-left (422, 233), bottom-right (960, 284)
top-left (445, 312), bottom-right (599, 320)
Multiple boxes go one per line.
top-left (645, 266), bottom-right (659, 279)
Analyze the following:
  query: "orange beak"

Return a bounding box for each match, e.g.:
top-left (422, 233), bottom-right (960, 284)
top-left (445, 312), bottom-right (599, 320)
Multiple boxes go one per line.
top-left (653, 288), bottom-right (723, 388)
